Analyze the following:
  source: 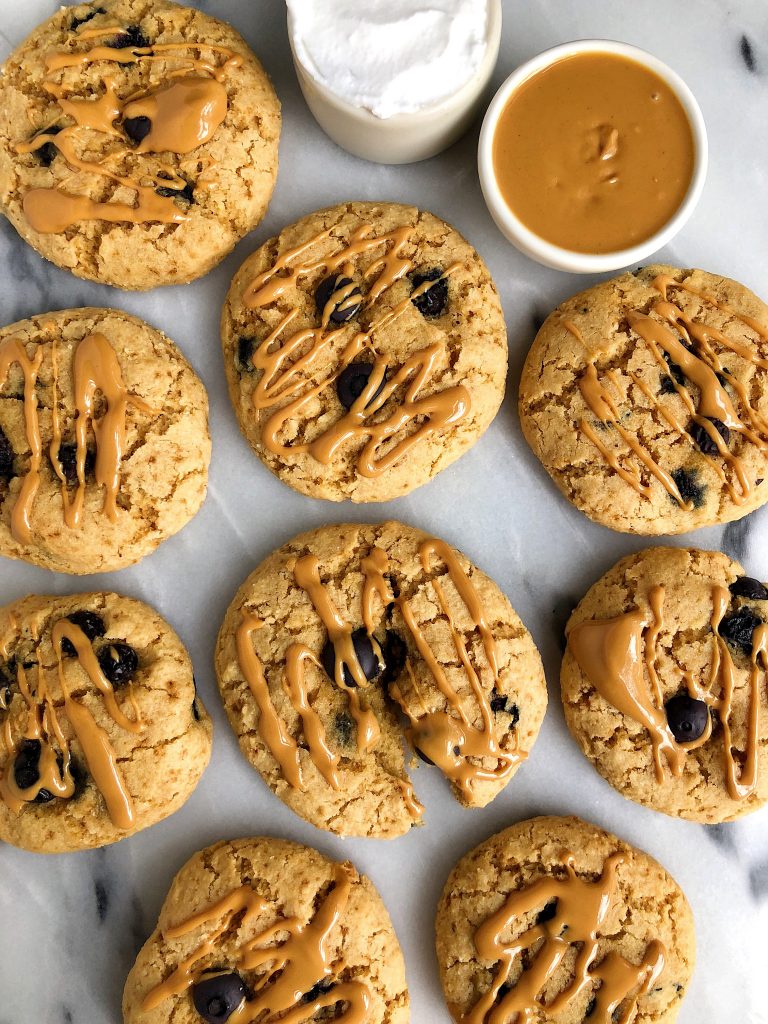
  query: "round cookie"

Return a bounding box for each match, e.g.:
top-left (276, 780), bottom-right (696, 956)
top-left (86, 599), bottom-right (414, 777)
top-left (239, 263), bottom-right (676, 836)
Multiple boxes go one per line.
top-left (0, 0), bottom-right (280, 289)
top-left (561, 546), bottom-right (768, 823)
top-left (0, 307), bottom-right (210, 574)
top-left (221, 201), bottom-right (507, 502)
top-left (519, 265), bottom-right (768, 534)
top-left (0, 591), bottom-right (212, 853)
top-left (123, 837), bottom-right (409, 1024)
top-left (436, 815), bottom-right (695, 1024)
top-left (215, 521), bottom-right (547, 838)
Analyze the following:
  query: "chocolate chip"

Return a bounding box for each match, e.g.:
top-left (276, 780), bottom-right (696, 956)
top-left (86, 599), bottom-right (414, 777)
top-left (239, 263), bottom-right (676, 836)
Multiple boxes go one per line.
top-left (236, 337), bottom-right (257, 372)
top-left (321, 628), bottom-right (380, 687)
top-left (97, 642), bottom-right (139, 686)
top-left (12, 740), bottom-right (61, 803)
top-left (55, 443), bottom-right (96, 484)
top-left (489, 689), bottom-right (519, 726)
top-left (31, 125), bottom-right (62, 168)
top-left (729, 577), bottom-right (768, 601)
top-left (335, 361), bottom-right (386, 410)
top-left (156, 181), bottom-right (195, 203)
top-left (662, 351), bottom-right (685, 390)
top-left (59, 610), bottom-right (106, 657)
top-left (192, 973), bottom-right (246, 1024)
top-left (380, 631), bottom-right (407, 687)
top-left (111, 25), bottom-right (150, 49)
top-left (671, 468), bottom-right (706, 509)
top-left (334, 711), bottom-right (354, 747)
top-left (410, 268), bottom-right (448, 318)
top-left (689, 418), bottom-right (730, 454)
top-left (70, 6), bottom-right (105, 30)
top-left (665, 694), bottom-right (708, 743)
top-left (315, 275), bottom-right (362, 324)
top-left (303, 978), bottom-right (335, 1004)
top-left (0, 427), bottom-right (14, 478)
top-left (536, 899), bottom-right (557, 924)
top-left (123, 115), bottom-right (152, 145)
top-left (719, 607), bottom-right (763, 655)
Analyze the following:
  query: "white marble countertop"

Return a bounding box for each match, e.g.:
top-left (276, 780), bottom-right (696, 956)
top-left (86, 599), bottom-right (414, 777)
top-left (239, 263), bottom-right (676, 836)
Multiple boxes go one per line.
top-left (1, 1), bottom-right (767, 1022)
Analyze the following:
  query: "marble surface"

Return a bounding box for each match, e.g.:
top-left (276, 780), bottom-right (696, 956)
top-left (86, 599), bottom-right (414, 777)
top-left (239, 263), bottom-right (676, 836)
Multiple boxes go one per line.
top-left (1, 1), bottom-right (767, 1021)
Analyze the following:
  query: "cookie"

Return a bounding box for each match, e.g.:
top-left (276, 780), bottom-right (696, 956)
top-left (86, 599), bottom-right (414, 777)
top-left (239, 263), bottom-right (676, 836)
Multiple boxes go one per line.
top-left (519, 265), bottom-right (768, 534)
top-left (221, 201), bottom-right (507, 502)
top-left (435, 815), bottom-right (695, 1024)
top-left (561, 546), bottom-right (768, 823)
top-left (122, 836), bottom-right (409, 1024)
top-left (0, 0), bottom-right (280, 289)
top-left (0, 307), bottom-right (210, 574)
top-left (0, 591), bottom-right (211, 853)
top-left (215, 521), bottom-right (546, 838)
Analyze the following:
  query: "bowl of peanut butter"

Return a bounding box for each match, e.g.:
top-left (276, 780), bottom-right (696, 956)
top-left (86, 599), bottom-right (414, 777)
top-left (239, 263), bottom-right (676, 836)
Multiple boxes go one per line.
top-left (478, 39), bottom-right (707, 272)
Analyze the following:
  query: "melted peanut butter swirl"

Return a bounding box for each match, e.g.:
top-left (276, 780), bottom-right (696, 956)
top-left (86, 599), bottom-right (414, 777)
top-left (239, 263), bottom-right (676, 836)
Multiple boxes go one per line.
top-left (569, 584), bottom-right (765, 800)
top-left (1, 328), bottom-right (148, 544)
top-left (18, 27), bottom-right (239, 232)
top-left (142, 862), bottom-right (370, 1023)
top-left (567, 274), bottom-right (768, 507)
top-left (234, 537), bottom-right (524, 814)
top-left (0, 618), bottom-right (139, 828)
top-left (241, 224), bottom-right (469, 478)
top-left (464, 853), bottom-right (665, 1024)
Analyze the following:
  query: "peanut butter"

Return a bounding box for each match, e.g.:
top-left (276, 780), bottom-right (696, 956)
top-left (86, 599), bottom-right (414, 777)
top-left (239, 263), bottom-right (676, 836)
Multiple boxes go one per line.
top-left (492, 52), bottom-right (694, 253)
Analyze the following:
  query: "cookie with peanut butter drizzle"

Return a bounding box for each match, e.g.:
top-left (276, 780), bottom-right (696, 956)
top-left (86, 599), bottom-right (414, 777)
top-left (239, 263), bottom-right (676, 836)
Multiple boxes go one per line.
top-left (0, 591), bottom-right (211, 853)
top-left (221, 201), bottom-right (507, 502)
top-left (0, 307), bottom-right (210, 573)
top-left (519, 265), bottom-right (768, 533)
top-left (123, 837), bottom-right (409, 1024)
top-left (562, 546), bottom-right (768, 823)
top-left (436, 815), bottom-right (695, 1024)
top-left (0, 0), bottom-right (280, 289)
top-left (215, 521), bottom-right (546, 838)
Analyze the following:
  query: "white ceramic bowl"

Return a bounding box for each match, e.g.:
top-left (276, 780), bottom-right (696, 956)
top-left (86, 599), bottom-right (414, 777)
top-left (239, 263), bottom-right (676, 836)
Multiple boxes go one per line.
top-left (478, 39), bottom-right (708, 273)
top-left (288, 0), bottom-right (502, 165)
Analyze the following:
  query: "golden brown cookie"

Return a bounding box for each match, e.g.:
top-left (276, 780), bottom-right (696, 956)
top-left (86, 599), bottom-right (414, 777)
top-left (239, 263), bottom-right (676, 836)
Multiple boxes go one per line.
top-left (561, 546), bottom-right (768, 823)
top-left (519, 265), bottom-right (768, 534)
top-left (0, 307), bottom-right (210, 574)
top-left (215, 521), bottom-right (547, 838)
top-left (0, 591), bottom-right (212, 853)
top-left (122, 837), bottom-right (409, 1024)
top-left (0, 0), bottom-right (280, 289)
top-left (221, 201), bottom-right (507, 502)
top-left (436, 815), bottom-right (695, 1024)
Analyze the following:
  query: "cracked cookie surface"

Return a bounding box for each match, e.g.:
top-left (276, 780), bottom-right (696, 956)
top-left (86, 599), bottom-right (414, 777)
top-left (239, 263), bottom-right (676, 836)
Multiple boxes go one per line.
top-left (561, 547), bottom-right (768, 823)
top-left (519, 265), bottom-right (768, 534)
top-left (0, 0), bottom-right (280, 289)
top-left (215, 521), bottom-right (546, 839)
top-left (436, 815), bottom-right (695, 1024)
top-left (0, 306), bottom-right (210, 574)
top-left (221, 201), bottom-right (507, 502)
top-left (0, 591), bottom-right (212, 853)
top-left (122, 836), bottom-right (409, 1024)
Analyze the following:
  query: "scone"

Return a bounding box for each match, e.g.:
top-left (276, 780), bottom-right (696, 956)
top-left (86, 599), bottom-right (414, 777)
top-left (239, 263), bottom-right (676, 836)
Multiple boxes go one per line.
top-left (0, 307), bottom-right (210, 573)
top-left (215, 521), bottom-right (547, 838)
top-left (519, 265), bottom-right (768, 534)
top-left (561, 546), bottom-right (768, 823)
top-left (221, 201), bottom-right (507, 502)
top-left (0, 592), bottom-right (212, 853)
top-left (0, 0), bottom-right (280, 289)
top-left (122, 837), bottom-right (409, 1024)
top-left (436, 815), bottom-right (695, 1024)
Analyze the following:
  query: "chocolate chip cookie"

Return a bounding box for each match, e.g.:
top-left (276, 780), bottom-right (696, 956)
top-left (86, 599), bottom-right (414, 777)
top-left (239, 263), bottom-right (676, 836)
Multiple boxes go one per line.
top-left (221, 201), bottom-right (507, 502)
top-left (215, 521), bottom-right (547, 838)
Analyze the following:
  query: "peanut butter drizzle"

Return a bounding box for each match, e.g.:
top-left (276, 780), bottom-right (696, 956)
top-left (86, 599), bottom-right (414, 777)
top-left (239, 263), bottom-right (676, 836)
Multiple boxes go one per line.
top-left (0, 621), bottom-right (137, 826)
top-left (283, 645), bottom-right (341, 790)
top-left (142, 862), bottom-right (370, 1023)
top-left (0, 336), bottom-right (45, 543)
top-left (19, 36), bottom-right (239, 233)
top-left (242, 225), bottom-right (469, 477)
top-left (465, 853), bottom-right (665, 1024)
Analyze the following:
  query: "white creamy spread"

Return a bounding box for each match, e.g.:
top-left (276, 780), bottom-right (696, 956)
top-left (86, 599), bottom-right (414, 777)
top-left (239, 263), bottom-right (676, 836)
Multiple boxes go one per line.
top-left (286, 0), bottom-right (489, 119)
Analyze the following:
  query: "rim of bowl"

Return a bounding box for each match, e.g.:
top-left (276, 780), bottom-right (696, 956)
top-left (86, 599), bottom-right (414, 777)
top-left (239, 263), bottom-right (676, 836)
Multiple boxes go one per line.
top-left (477, 39), bottom-right (709, 273)
top-left (287, 0), bottom-right (502, 126)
